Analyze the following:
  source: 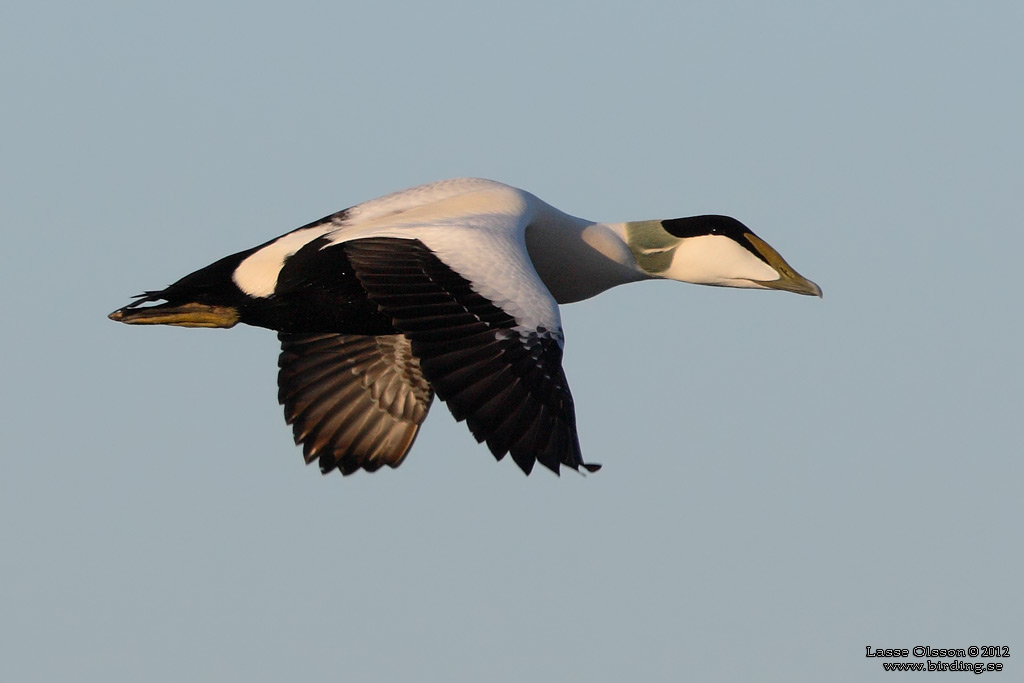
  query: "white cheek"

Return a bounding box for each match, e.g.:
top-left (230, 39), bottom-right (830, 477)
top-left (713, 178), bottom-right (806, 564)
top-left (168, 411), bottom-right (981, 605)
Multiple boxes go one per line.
top-left (233, 227), bottom-right (325, 297)
top-left (669, 235), bottom-right (779, 284)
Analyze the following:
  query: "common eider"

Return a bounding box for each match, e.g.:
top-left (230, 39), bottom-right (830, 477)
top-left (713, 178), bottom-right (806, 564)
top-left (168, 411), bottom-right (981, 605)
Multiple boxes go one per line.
top-left (109, 178), bottom-right (821, 476)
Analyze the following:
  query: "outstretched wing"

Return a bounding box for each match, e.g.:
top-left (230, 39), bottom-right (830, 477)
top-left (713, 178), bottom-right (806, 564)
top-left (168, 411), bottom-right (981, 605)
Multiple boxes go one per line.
top-left (342, 237), bottom-right (600, 475)
top-left (278, 332), bottom-right (434, 475)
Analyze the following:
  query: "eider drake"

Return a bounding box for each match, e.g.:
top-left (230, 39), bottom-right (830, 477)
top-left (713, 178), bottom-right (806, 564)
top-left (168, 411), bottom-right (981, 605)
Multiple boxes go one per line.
top-left (109, 178), bottom-right (821, 476)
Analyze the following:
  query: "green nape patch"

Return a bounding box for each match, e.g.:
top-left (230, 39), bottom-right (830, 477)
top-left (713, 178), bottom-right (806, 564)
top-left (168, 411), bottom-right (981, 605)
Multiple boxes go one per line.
top-left (623, 220), bottom-right (680, 275)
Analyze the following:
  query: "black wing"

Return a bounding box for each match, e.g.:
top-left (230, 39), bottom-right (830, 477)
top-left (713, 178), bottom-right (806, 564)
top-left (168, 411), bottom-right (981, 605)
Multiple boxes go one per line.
top-left (278, 332), bottom-right (434, 475)
top-left (343, 237), bottom-right (600, 475)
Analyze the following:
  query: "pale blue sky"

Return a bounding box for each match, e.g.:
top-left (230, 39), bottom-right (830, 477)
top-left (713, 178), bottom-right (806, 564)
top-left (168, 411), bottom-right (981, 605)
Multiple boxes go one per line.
top-left (2, 2), bottom-right (1021, 682)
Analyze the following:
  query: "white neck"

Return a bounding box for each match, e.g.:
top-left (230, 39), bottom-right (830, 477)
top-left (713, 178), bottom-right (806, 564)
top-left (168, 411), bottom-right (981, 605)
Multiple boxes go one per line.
top-left (524, 202), bottom-right (647, 304)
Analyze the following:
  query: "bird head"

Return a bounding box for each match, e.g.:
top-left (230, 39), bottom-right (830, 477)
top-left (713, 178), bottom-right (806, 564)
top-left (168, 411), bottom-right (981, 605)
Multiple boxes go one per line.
top-left (623, 215), bottom-right (822, 296)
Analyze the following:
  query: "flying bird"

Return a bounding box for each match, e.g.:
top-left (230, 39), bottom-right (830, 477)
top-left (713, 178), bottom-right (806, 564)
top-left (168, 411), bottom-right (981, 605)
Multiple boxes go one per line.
top-left (110, 178), bottom-right (820, 476)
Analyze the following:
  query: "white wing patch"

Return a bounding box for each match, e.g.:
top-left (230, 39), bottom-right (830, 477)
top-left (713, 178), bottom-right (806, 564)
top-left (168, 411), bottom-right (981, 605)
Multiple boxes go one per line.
top-left (233, 226), bottom-right (330, 298)
top-left (233, 179), bottom-right (563, 336)
top-left (325, 181), bottom-right (563, 335)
